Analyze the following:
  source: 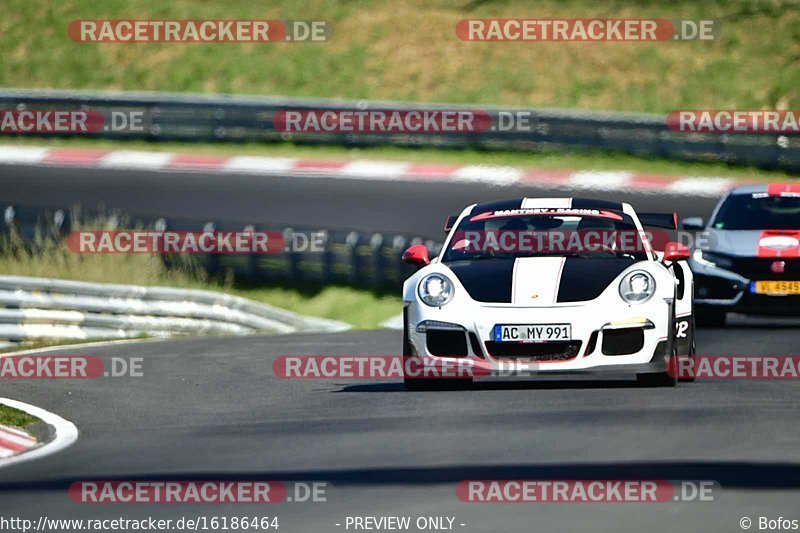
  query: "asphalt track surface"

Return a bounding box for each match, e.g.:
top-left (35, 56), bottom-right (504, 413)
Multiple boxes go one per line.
top-left (0, 164), bottom-right (718, 238)
top-left (1, 165), bottom-right (799, 532)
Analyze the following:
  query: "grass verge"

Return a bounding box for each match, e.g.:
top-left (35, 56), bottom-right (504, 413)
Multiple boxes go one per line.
top-left (2, 0), bottom-right (798, 113)
top-left (0, 404), bottom-right (39, 428)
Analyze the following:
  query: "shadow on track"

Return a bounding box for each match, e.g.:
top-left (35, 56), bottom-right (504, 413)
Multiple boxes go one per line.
top-left (2, 461), bottom-right (799, 491)
top-left (336, 379), bottom-right (645, 393)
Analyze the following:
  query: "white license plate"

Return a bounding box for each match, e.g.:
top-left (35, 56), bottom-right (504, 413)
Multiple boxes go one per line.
top-left (493, 324), bottom-right (572, 343)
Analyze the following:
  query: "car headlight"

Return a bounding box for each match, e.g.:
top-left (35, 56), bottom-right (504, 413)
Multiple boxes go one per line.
top-left (619, 270), bottom-right (656, 304)
top-left (418, 273), bottom-right (454, 307)
top-left (692, 249), bottom-right (714, 267)
top-left (693, 249), bottom-right (733, 269)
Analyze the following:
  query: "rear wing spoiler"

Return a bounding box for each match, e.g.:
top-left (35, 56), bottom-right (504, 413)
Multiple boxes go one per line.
top-left (638, 212), bottom-right (677, 230)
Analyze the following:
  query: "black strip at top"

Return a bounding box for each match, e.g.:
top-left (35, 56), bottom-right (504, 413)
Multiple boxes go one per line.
top-left (556, 257), bottom-right (638, 302)
top-left (571, 198), bottom-right (624, 211)
top-left (468, 198), bottom-right (524, 216)
top-left (446, 259), bottom-right (515, 303)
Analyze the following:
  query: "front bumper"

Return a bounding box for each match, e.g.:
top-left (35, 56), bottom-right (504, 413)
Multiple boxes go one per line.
top-left (691, 259), bottom-right (800, 316)
top-left (406, 298), bottom-right (674, 376)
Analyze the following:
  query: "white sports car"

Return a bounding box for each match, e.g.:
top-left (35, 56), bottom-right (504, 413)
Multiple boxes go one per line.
top-left (401, 197), bottom-right (694, 389)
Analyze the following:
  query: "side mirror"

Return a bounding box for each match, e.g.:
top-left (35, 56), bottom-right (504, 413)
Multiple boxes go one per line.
top-left (402, 244), bottom-right (430, 267)
top-left (681, 217), bottom-right (704, 231)
top-left (663, 242), bottom-right (690, 262)
top-left (443, 215), bottom-right (458, 233)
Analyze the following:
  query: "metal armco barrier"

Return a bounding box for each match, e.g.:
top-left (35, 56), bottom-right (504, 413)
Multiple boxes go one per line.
top-left (1, 205), bottom-right (441, 291)
top-left (0, 88), bottom-right (798, 172)
top-left (0, 275), bottom-right (350, 343)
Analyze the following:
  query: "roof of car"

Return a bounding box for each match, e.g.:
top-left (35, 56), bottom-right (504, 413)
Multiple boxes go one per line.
top-left (470, 197), bottom-right (624, 214)
top-left (729, 183), bottom-right (800, 196)
top-left (728, 184), bottom-right (769, 195)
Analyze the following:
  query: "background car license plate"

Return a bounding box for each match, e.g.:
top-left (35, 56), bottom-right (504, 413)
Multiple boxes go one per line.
top-left (493, 324), bottom-right (571, 342)
top-left (752, 281), bottom-right (800, 295)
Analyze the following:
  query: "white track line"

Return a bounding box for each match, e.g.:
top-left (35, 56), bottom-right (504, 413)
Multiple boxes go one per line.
top-left (222, 156), bottom-right (298, 174)
top-left (567, 170), bottom-right (633, 190)
top-left (98, 151), bottom-right (174, 169)
top-left (0, 146), bottom-right (50, 164)
top-left (341, 160), bottom-right (410, 178)
top-left (0, 336), bottom-right (169, 357)
top-left (452, 165), bottom-right (523, 186)
top-left (0, 397), bottom-right (78, 468)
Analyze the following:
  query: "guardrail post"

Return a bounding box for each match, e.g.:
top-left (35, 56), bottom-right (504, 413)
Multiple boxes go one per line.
top-left (321, 230), bottom-right (333, 284)
top-left (243, 224), bottom-right (257, 280)
top-left (391, 235), bottom-right (408, 289)
top-left (204, 222), bottom-right (219, 276)
top-left (346, 231), bottom-right (360, 284)
top-left (286, 227), bottom-right (300, 281)
top-left (370, 233), bottom-right (384, 288)
top-left (3, 205), bottom-right (15, 234)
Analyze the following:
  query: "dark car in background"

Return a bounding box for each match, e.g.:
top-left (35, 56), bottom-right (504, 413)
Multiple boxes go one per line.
top-left (686, 183), bottom-right (800, 326)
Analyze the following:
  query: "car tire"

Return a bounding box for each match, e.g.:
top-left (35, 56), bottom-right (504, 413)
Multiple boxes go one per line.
top-left (678, 315), bottom-right (697, 383)
top-left (637, 311), bottom-right (678, 388)
top-left (696, 308), bottom-right (726, 328)
top-left (402, 367), bottom-right (431, 391)
top-left (402, 314), bottom-right (426, 390)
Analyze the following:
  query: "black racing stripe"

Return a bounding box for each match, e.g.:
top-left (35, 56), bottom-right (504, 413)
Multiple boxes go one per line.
top-left (571, 198), bottom-right (624, 211)
top-left (446, 259), bottom-right (515, 303)
top-left (469, 198), bottom-right (524, 216)
top-left (556, 257), bottom-right (637, 302)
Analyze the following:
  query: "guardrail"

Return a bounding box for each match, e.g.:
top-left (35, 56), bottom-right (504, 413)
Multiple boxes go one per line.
top-left (1, 88), bottom-right (798, 172)
top-left (0, 275), bottom-right (349, 344)
top-left (1, 204), bottom-right (442, 291)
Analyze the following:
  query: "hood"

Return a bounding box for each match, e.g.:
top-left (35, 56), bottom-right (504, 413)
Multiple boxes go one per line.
top-left (445, 256), bottom-right (638, 304)
top-left (705, 229), bottom-right (800, 258)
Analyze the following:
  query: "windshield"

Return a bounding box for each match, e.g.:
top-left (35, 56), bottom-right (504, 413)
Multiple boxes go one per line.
top-left (712, 194), bottom-right (800, 230)
top-left (441, 209), bottom-right (649, 262)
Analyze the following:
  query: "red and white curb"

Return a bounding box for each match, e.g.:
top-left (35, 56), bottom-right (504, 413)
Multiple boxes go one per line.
top-left (0, 397), bottom-right (78, 468)
top-left (0, 146), bottom-right (755, 197)
top-left (0, 423), bottom-right (36, 458)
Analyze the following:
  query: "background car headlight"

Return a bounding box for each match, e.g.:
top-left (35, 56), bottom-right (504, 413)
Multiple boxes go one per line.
top-left (418, 273), bottom-right (454, 307)
top-left (619, 270), bottom-right (656, 304)
top-left (693, 249), bottom-right (733, 269)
